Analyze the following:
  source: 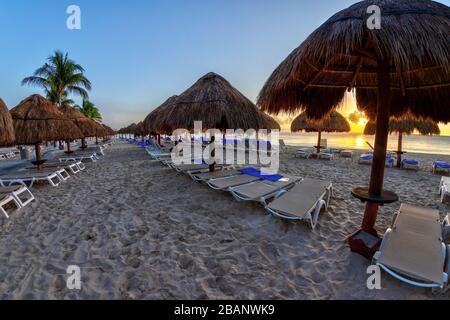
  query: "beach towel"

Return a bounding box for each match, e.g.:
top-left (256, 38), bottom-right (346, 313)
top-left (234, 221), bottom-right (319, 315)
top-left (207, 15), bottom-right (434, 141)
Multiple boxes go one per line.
top-left (402, 159), bottom-right (419, 166)
top-left (238, 167), bottom-right (283, 182)
top-left (360, 155), bottom-right (373, 161)
top-left (434, 161), bottom-right (450, 169)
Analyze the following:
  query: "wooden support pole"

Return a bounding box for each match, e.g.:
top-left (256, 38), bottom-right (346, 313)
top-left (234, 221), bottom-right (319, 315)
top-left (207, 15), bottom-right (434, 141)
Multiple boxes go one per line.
top-left (209, 135), bottom-right (216, 173)
top-left (317, 130), bottom-right (322, 154)
top-left (35, 143), bottom-right (42, 170)
top-left (396, 132), bottom-right (403, 168)
top-left (361, 59), bottom-right (391, 231)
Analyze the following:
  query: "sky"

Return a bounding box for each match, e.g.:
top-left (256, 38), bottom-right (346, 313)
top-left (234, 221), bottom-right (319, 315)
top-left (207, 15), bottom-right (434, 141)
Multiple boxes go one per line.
top-left (1, 0), bottom-right (449, 133)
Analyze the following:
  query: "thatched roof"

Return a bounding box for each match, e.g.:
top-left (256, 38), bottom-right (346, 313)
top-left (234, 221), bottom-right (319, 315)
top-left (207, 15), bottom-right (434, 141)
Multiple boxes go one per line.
top-left (259, 111), bottom-right (280, 130)
top-left (102, 124), bottom-right (115, 136)
top-left (0, 98), bottom-right (15, 146)
top-left (134, 121), bottom-right (147, 136)
top-left (60, 104), bottom-right (103, 138)
top-left (144, 95), bottom-right (179, 134)
top-left (150, 73), bottom-right (278, 132)
top-left (258, 0), bottom-right (450, 122)
top-left (364, 113), bottom-right (440, 135)
top-left (291, 110), bottom-right (351, 133)
top-left (10, 94), bottom-right (83, 145)
top-left (121, 123), bottom-right (138, 134)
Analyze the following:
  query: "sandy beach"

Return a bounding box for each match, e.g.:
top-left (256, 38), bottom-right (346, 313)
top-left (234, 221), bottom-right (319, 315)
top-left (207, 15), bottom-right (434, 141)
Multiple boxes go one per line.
top-left (0, 141), bottom-right (448, 299)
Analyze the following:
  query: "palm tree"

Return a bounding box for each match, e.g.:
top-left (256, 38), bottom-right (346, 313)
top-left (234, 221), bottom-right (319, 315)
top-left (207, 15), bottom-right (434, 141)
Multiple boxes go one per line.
top-left (22, 50), bottom-right (91, 106)
top-left (76, 100), bottom-right (102, 122)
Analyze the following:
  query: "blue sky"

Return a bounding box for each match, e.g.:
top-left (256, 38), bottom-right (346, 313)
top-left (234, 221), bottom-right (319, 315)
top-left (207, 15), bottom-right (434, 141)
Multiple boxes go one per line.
top-left (1, 0), bottom-right (449, 129)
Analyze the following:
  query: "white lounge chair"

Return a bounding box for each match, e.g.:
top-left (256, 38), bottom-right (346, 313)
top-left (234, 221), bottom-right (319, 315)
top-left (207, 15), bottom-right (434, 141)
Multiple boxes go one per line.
top-left (401, 159), bottom-right (420, 170)
top-left (318, 149), bottom-right (334, 160)
top-left (189, 169), bottom-right (242, 182)
top-left (59, 153), bottom-right (97, 163)
top-left (207, 174), bottom-right (261, 191)
top-left (295, 148), bottom-right (315, 159)
top-left (373, 204), bottom-right (449, 290)
top-left (265, 178), bottom-right (333, 229)
top-left (439, 176), bottom-right (450, 203)
top-left (0, 169), bottom-right (64, 187)
top-left (229, 175), bottom-right (302, 205)
top-left (340, 150), bottom-right (354, 158)
top-left (0, 184), bottom-right (35, 208)
top-left (0, 192), bottom-right (20, 218)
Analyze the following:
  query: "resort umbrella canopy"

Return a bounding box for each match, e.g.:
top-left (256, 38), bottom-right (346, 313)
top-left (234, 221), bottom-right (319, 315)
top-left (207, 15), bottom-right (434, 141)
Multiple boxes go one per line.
top-left (154, 72), bottom-right (278, 133)
top-left (59, 103), bottom-right (103, 150)
top-left (10, 94), bottom-right (83, 167)
top-left (291, 111), bottom-right (350, 153)
top-left (364, 113), bottom-right (440, 167)
top-left (259, 111), bottom-right (281, 131)
top-left (0, 98), bottom-right (15, 147)
top-left (134, 121), bottom-right (147, 137)
top-left (143, 95), bottom-right (179, 135)
top-left (257, 0), bottom-right (450, 253)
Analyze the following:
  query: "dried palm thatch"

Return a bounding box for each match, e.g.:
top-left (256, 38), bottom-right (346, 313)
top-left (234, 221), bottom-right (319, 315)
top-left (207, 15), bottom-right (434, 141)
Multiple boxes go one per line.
top-left (103, 124), bottom-right (115, 136)
top-left (258, 0), bottom-right (450, 121)
top-left (364, 113), bottom-right (440, 167)
top-left (152, 73), bottom-right (278, 133)
top-left (134, 121), bottom-right (148, 136)
top-left (144, 95), bottom-right (179, 134)
top-left (11, 95), bottom-right (83, 145)
top-left (291, 111), bottom-right (351, 133)
top-left (259, 111), bottom-right (281, 131)
top-left (0, 98), bottom-right (15, 146)
top-left (60, 104), bottom-right (100, 137)
top-left (364, 114), bottom-right (441, 135)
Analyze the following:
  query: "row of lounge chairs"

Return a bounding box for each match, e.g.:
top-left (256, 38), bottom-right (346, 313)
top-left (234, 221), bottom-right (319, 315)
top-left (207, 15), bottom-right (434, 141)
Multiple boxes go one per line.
top-left (0, 142), bottom-right (114, 220)
top-left (139, 139), bottom-right (450, 291)
top-left (142, 140), bottom-right (333, 229)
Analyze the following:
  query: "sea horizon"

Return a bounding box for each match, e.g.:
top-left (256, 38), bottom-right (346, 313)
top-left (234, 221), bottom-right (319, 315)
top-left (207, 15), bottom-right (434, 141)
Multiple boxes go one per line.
top-left (279, 132), bottom-right (450, 156)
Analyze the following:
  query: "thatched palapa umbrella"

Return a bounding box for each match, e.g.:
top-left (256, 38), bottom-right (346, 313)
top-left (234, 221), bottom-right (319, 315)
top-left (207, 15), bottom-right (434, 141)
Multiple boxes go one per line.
top-left (152, 72), bottom-right (281, 172)
top-left (364, 113), bottom-right (440, 167)
top-left (291, 111), bottom-right (350, 153)
top-left (10, 95), bottom-right (83, 168)
top-left (60, 104), bottom-right (103, 151)
top-left (257, 0), bottom-right (450, 256)
top-left (144, 95), bottom-right (179, 137)
top-left (0, 98), bottom-right (15, 146)
top-left (154, 73), bottom-right (278, 132)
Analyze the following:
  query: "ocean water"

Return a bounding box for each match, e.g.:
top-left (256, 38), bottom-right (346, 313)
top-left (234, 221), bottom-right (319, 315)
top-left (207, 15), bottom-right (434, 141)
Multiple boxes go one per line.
top-left (279, 132), bottom-right (450, 155)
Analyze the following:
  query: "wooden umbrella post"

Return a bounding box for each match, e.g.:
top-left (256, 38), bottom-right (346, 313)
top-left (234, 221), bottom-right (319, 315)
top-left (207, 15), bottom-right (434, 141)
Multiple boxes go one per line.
top-left (396, 132), bottom-right (403, 168)
top-left (35, 143), bottom-right (42, 170)
top-left (209, 135), bottom-right (216, 172)
top-left (316, 130), bottom-right (322, 154)
top-left (65, 139), bottom-right (72, 154)
top-left (361, 59), bottom-right (392, 231)
top-left (95, 135), bottom-right (99, 145)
